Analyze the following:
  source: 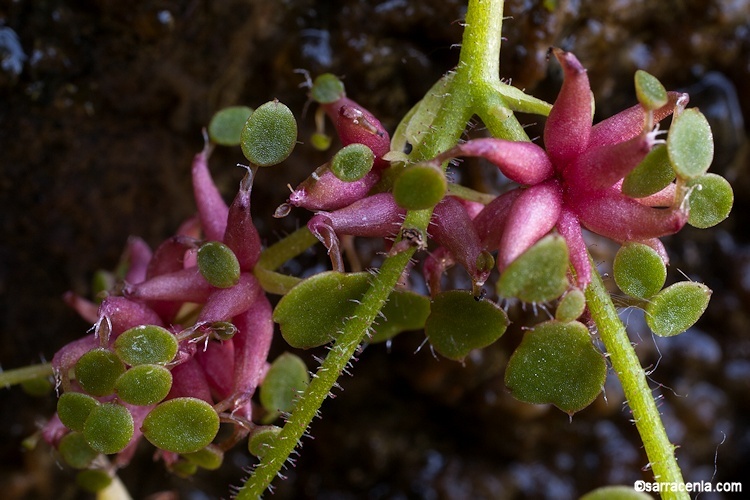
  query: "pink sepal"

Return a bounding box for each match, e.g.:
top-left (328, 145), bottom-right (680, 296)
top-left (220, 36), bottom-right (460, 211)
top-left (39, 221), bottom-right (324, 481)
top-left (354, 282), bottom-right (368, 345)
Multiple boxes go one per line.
top-left (192, 148), bottom-right (228, 241)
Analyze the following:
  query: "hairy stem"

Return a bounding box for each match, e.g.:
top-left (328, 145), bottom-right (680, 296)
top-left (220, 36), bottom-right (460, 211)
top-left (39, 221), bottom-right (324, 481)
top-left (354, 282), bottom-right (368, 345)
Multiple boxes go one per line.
top-left (0, 363), bottom-right (53, 387)
top-left (235, 0), bottom-right (508, 497)
top-left (586, 259), bottom-right (688, 500)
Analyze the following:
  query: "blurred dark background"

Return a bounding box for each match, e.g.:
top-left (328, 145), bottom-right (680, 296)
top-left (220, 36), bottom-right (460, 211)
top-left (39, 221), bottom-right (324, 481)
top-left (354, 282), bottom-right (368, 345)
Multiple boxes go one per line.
top-left (1, 1), bottom-right (749, 498)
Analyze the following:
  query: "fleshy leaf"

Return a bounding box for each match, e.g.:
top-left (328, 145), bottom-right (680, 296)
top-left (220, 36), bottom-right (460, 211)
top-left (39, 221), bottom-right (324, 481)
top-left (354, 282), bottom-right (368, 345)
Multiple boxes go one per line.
top-left (75, 348), bottom-right (126, 397)
top-left (425, 290), bottom-right (509, 361)
top-left (555, 288), bottom-right (586, 322)
top-left (370, 290), bottom-right (431, 343)
top-left (613, 242), bottom-right (667, 299)
top-left (274, 272), bottom-right (371, 349)
top-left (141, 397), bottom-right (220, 454)
top-left (113, 325), bottom-right (179, 366)
top-left (197, 241), bottom-right (241, 289)
top-left (686, 173), bottom-right (733, 228)
top-left (57, 392), bottom-right (100, 432)
top-left (311, 74), bottom-right (345, 104)
top-left (392, 163), bottom-right (447, 210)
top-left (259, 353), bottom-right (310, 423)
top-left (505, 320), bottom-right (606, 414)
top-left (497, 234), bottom-right (569, 302)
top-left (114, 364), bottom-right (173, 406)
top-left (240, 100), bottom-right (297, 167)
top-left (248, 426), bottom-right (281, 458)
top-left (580, 485), bottom-right (653, 500)
top-left (331, 143), bottom-right (374, 182)
top-left (622, 144), bottom-right (675, 198)
top-left (208, 106), bottom-right (253, 146)
top-left (634, 70), bottom-right (668, 110)
top-left (83, 403), bottom-right (134, 454)
top-left (183, 444), bottom-right (224, 470)
top-left (645, 281), bottom-right (711, 337)
top-left (59, 431), bottom-right (99, 469)
top-left (75, 470), bottom-right (112, 493)
top-left (667, 108), bottom-right (714, 179)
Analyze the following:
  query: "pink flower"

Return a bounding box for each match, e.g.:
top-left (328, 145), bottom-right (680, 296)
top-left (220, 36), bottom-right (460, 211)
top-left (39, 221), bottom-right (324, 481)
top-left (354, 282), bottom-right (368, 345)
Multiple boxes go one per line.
top-left (446, 48), bottom-right (689, 287)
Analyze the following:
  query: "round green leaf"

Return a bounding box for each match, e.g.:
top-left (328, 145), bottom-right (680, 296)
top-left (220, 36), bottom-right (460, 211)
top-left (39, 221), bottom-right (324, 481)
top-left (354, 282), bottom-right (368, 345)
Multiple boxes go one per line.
top-left (667, 108), bottom-right (714, 179)
top-left (75, 348), bottom-right (126, 397)
top-left (248, 425), bottom-right (281, 458)
top-left (425, 290), bottom-right (509, 361)
top-left (613, 242), bottom-right (667, 299)
top-left (392, 163), bottom-right (447, 210)
top-left (311, 73), bottom-right (345, 104)
top-left (83, 403), bottom-right (134, 454)
top-left (114, 324), bottom-right (179, 366)
top-left (141, 397), bottom-right (220, 454)
top-left (240, 100), bottom-right (297, 167)
top-left (505, 320), bottom-right (606, 414)
top-left (555, 288), bottom-right (586, 323)
top-left (622, 144), bottom-right (675, 198)
top-left (260, 353), bottom-right (310, 423)
top-left (183, 444), bottom-right (224, 470)
top-left (331, 143), bottom-right (375, 182)
top-left (21, 376), bottom-right (53, 397)
top-left (370, 290), bottom-right (431, 343)
top-left (634, 70), bottom-right (668, 110)
top-left (274, 271), bottom-right (371, 349)
top-left (59, 431), bottom-right (99, 469)
top-left (75, 469), bottom-right (112, 493)
top-left (310, 132), bottom-right (332, 151)
top-left (171, 460), bottom-right (199, 477)
top-left (581, 486), bottom-right (652, 500)
top-left (646, 281), bottom-right (711, 337)
top-left (497, 235), bottom-right (570, 302)
top-left (58, 392), bottom-right (100, 432)
top-left (197, 241), bottom-right (241, 289)
top-left (687, 173), bottom-right (733, 228)
top-left (115, 364), bottom-right (173, 406)
top-left (208, 106), bottom-right (253, 146)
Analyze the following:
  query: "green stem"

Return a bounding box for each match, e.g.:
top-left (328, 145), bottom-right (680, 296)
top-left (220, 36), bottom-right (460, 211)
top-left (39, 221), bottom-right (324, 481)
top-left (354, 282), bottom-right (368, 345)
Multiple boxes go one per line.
top-left (0, 363), bottom-right (54, 387)
top-left (236, 0), bottom-right (509, 497)
top-left (585, 260), bottom-right (688, 500)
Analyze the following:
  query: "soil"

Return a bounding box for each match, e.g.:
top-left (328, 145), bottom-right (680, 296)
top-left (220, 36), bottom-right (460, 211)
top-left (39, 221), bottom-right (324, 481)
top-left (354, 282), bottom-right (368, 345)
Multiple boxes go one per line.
top-left (1, 0), bottom-right (749, 498)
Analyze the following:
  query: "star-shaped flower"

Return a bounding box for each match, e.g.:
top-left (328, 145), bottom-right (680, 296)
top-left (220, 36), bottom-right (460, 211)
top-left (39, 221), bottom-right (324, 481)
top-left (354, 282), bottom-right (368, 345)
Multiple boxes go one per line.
top-left (443, 48), bottom-right (689, 287)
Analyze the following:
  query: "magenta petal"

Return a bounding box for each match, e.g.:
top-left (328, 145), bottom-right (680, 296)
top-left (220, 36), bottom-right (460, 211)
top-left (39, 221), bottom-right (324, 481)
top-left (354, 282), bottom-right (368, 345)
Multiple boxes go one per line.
top-left (473, 188), bottom-right (523, 250)
top-left (442, 138), bottom-right (554, 185)
top-left (98, 296), bottom-right (164, 337)
top-left (323, 97), bottom-right (391, 169)
top-left (556, 209), bottom-right (591, 287)
top-left (229, 294), bottom-right (274, 411)
top-left (125, 267), bottom-right (212, 303)
top-left (63, 291), bottom-right (100, 324)
top-left (590, 91), bottom-right (688, 148)
top-left (635, 183), bottom-right (676, 207)
top-left (195, 338), bottom-right (235, 400)
top-left (196, 272), bottom-right (262, 324)
top-left (288, 168), bottom-right (380, 211)
top-left (565, 132), bottom-right (652, 191)
top-left (224, 170), bottom-right (262, 271)
top-left (146, 236), bottom-right (196, 279)
top-left (571, 188), bottom-right (687, 242)
top-left (123, 237), bottom-right (152, 285)
top-left (192, 148), bottom-right (229, 241)
top-left (167, 358), bottom-right (213, 403)
top-left (430, 196), bottom-right (490, 286)
top-left (308, 192), bottom-right (404, 270)
top-left (544, 49), bottom-right (592, 168)
top-left (498, 180), bottom-right (563, 270)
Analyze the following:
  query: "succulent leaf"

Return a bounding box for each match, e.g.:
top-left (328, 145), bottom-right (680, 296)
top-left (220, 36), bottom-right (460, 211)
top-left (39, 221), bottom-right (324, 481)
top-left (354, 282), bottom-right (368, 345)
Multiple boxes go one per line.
top-left (259, 353), bottom-right (310, 423)
top-left (59, 431), bottom-right (99, 469)
top-left (686, 173), bottom-right (733, 228)
top-left (645, 281), bottom-right (711, 337)
top-left (613, 242), bottom-right (667, 299)
top-left (240, 100), bottom-right (297, 167)
top-left (75, 348), bottom-right (126, 397)
top-left (83, 403), bottom-right (134, 454)
top-left (505, 320), bottom-right (606, 414)
top-left (369, 290), bottom-right (431, 343)
top-left (425, 290), bottom-right (508, 361)
top-left (114, 325), bottom-right (179, 366)
top-left (634, 70), bottom-right (668, 110)
top-left (393, 163), bottom-right (447, 210)
top-left (141, 397), bottom-right (220, 454)
top-left (622, 144), bottom-right (675, 198)
top-left (667, 108), bottom-right (714, 179)
top-left (208, 106), bottom-right (253, 146)
top-left (497, 234), bottom-right (569, 302)
top-left (555, 288), bottom-right (586, 322)
top-left (57, 392), bottom-right (100, 432)
top-left (115, 364), bottom-right (173, 406)
top-left (331, 143), bottom-right (375, 182)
